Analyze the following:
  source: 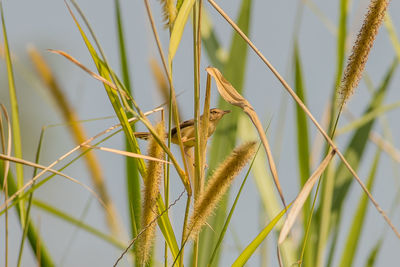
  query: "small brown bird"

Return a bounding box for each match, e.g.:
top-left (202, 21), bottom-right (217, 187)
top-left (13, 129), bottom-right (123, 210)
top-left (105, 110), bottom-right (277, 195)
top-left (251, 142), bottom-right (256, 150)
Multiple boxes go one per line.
top-left (135, 108), bottom-right (231, 147)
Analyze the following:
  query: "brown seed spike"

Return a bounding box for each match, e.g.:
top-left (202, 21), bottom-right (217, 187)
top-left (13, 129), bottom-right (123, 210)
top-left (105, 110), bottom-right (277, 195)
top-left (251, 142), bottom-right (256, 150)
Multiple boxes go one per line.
top-left (339, 0), bottom-right (389, 105)
top-left (186, 141), bottom-right (257, 239)
top-left (137, 122), bottom-right (165, 264)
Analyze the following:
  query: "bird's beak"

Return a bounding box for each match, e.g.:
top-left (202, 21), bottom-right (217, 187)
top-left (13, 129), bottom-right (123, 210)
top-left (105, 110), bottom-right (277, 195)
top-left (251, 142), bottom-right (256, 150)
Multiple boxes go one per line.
top-left (223, 110), bottom-right (231, 115)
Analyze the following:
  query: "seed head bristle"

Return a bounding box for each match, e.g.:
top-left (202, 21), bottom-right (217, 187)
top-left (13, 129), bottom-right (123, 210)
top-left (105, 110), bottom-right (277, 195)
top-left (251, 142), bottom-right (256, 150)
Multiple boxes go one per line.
top-left (160, 0), bottom-right (176, 28)
top-left (339, 0), bottom-right (389, 105)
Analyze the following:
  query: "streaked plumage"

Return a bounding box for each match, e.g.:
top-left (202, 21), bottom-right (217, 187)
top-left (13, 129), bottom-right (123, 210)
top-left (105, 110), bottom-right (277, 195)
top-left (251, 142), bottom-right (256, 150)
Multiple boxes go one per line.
top-left (135, 108), bottom-right (231, 147)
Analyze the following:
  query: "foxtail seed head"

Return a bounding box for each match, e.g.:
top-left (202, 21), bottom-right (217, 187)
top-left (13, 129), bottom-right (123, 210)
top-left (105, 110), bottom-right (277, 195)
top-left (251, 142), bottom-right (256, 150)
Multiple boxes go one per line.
top-left (339, 0), bottom-right (389, 105)
top-left (187, 141), bottom-right (257, 239)
top-left (160, 0), bottom-right (176, 28)
top-left (138, 122), bottom-right (165, 264)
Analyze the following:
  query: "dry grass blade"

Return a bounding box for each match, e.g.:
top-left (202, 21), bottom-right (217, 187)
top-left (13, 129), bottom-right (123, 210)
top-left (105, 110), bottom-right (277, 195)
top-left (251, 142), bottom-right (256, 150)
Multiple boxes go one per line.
top-left (1, 104), bottom-right (12, 190)
top-left (83, 144), bottom-right (171, 164)
top-left (1, 104), bottom-right (12, 266)
top-left (0, 108), bottom-right (161, 212)
top-left (206, 67), bottom-right (286, 207)
top-left (0, 153), bottom-right (106, 210)
top-left (278, 150), bottom-right (336, 245)
top-left (207, 0), bottom-right (400, 239)
top-left (199, 74), bottom-right (212, 186)
top-left (48, 49), bottom-right (130, 100)
top-left (370, 132), bottom-right (400, 163)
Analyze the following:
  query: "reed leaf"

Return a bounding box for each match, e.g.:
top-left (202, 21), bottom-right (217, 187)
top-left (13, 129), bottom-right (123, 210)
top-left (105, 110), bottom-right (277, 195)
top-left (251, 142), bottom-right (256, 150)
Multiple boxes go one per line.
top-left (233, 204), bottom-right (291, 267)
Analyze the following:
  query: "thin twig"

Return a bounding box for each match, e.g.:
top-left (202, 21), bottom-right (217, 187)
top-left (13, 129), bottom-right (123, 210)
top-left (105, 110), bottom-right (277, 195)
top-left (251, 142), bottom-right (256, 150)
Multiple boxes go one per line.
top-left (113, 189), bottom-right (186, 267)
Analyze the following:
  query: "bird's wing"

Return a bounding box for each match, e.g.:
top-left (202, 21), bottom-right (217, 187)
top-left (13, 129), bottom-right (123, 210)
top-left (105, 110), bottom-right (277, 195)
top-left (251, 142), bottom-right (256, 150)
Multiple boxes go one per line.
top-left (171, 118), bottom-right (194, 136)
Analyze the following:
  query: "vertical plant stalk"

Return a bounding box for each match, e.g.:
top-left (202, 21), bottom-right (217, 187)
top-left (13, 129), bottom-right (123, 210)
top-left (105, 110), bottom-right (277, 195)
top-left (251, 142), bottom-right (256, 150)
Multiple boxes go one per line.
top-left (28, 48), bottom-right (123, 237)
top-left (192, 1), bottom-right (203, 264)
top-left (1, 0), bottom-right (25, 225)
top-left (193, 0), bottom-right (202, 200)
top-left (143, 0), bottom-right (192, 195)
top-left (114, 0), bottom-right (142, 258)
top-left (138, 122), bottom-right (165, 264)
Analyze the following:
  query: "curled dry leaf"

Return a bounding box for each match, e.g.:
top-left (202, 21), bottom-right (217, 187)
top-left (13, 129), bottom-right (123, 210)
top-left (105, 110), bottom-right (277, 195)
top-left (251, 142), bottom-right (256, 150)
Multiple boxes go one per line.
top-left (278, 150), bottom-right (336, 244)
top-left (206, 66), bottom-right (286, 206)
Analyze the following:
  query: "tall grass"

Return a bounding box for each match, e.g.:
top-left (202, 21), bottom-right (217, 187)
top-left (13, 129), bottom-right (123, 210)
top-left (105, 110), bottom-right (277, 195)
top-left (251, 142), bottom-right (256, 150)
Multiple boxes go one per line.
top-left (1, 0), bottom-right (400, 266)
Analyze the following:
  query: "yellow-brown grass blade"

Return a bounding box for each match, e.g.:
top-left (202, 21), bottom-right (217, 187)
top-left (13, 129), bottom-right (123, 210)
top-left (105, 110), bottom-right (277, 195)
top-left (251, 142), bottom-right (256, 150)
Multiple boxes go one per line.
top-left (278, 150), bottom-right (336, 245)
top-left (206, 67), bottom-right (286, 207)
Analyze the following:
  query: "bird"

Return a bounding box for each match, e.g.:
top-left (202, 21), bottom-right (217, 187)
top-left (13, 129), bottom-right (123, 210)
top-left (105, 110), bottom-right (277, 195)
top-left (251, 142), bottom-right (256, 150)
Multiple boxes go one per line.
top-left (134, 108), bottom-right (231, 147)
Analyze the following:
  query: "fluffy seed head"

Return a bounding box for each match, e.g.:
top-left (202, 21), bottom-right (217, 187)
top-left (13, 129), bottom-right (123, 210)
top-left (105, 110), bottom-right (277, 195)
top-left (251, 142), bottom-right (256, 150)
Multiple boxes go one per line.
top-left (137, 122), bottom-right (165, 264)
top-left (187, 141), bottom-right (257, 239)
top-left (160, 0), bottom-right (177, 28)
top-left (339, 0), bottom-right (389, 104)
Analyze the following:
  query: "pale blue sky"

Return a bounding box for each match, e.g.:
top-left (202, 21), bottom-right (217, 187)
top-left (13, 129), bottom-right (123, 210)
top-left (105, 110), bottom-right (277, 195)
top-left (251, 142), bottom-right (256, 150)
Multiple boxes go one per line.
top-left (1, 0), bottom-right (400, 266)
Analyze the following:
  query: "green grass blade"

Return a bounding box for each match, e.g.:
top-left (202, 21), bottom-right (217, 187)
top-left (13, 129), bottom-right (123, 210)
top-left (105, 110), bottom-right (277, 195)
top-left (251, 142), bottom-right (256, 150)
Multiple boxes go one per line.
top-left (65, 9), bottom-right (183, 259)
top-left (66, 2), bottom-right (146, 174)
top-left (32, 199), bottom-right (126, 249)
top-left (339, 149), bottom-right (381, 267)
top-left (293, 41), bottom-right (315, 266)
top-left (1, 0), bottom-right (25, 224)
top-left (156, 196), bottom-right (181, 263)
top-left (114, 0), bottom-right (141, 248)
top-left (115, 0), bottom-right (132, 92)
top-left (17, 127), bottom-right (46, 267)
top-left (365, 239), bottom-right (383, 267)
top-left (0, 163), bottom-right (55, 267)
top-left (232, 204), bottom-right (291, 267)
top-left (293, 43), bottom-right (311, 191)
top-left (169, 0), bottom-right (195, 62)
top-left (198, 1), bottom-right (252, 266)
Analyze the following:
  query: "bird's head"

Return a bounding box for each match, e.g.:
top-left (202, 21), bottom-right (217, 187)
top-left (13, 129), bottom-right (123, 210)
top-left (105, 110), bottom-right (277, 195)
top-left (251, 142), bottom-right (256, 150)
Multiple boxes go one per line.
top-left (209, 108), bottom-right (231, 121)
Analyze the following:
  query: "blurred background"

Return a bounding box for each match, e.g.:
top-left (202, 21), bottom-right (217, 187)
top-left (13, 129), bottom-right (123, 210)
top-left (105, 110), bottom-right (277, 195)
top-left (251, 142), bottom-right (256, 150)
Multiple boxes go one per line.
top-left (1, 0), bottom-right (400, 266)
